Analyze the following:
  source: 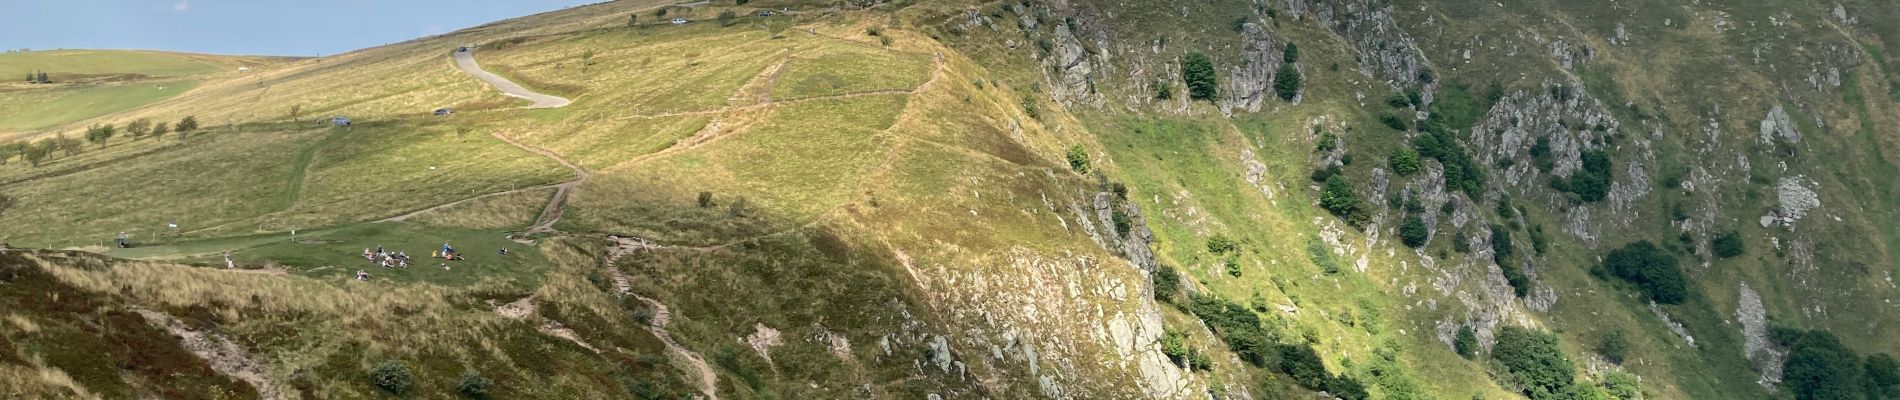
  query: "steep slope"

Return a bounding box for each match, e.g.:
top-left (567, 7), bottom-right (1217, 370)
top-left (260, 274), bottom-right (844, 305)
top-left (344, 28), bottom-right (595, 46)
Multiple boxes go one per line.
top-left (3, 0), bottom-right (1900, 399)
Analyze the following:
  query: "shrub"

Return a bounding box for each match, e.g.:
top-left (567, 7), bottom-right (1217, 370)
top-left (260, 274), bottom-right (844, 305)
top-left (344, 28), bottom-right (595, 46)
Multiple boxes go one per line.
top-left (1454, 325), bottom-right (1479, 359)
top-left (1493, 326), bottom-right (1577, 399)
top-left (1224, 257), bottom-right (1242, 277)
top-left (1328, 375), bottom-right (1370, 400)
top-left (367, 361), bottom-right (414, 395)
top-left (1530, 224), bottom-right (1549, 255)
top-left (1601, 241), bottom-right (1687, 304)
top-left (1601, 370), bottom-right (1641, 400)
top-left (1280, 343), bottom-right (1329, 389)
top-left (697, 191), bottom-right (714, 208)
top-left (1452, 231), bottom-right (1472, 254)
top-left (1111, 208), bottom-right (1132, 237)
top-left (1182, 52), bottom-right (1218, 100)
top-left (879, 36), bottom-right (893, 46)
top-left (1274, 63), bottom-right (1302, 101)
top-left (1308, 238), bottom-right (1342, 274)
top-left (1867, 353), bottom-right (1900, 399)
top-left (717, 10), bottom-right (737, 27)
top-left (1159, 330), bottom-right (1211, 371)
top-left (1282, 42), bottom-right (1300, 63)
top-left (1066, 145), bottom-right (1089, 173)
top-left (1390, 146), bottom-right (1421, 175)
top-left (1712, 230), bottom-right (1744, 259)
top-left (1184, 294), bottom-right (1275, 366)
top-left (1320, 175), bottom-right (1369, 226)
top-left (1500, 262), bottom-right (1531, 297)
top-left (1207, 234), bottom-right (1241, 255)
top-left (1153, 265), bottom-right (1181, 302)
top-left (1491, 224), bottom-right (1515, 264)
top-left (1380, 112), bottom-right (1411, 131)
top-left (1154, 79), bottom-right (1173, 100)
top-left (1598, 330), bottom-right (1628, 365)
top-left (1530, 136), bottom-right (1554, 172)
top-left (1020, 94), bottom-right (1041, 120)
top-left (1783, 331), bottom-right (1867, 400)
top-left (1400, 215), bottom-right (1429, 248)
top-left (458, 372), bottom-right (493, 398)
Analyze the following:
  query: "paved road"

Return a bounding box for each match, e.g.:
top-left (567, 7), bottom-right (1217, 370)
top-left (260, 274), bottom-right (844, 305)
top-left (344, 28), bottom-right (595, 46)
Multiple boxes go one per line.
top-left (451, 49), bottom-right (571, 109)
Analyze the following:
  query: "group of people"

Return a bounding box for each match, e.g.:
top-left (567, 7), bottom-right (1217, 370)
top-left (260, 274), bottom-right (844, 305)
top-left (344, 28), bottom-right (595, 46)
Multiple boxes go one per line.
top-left (364, 245), bottom-right (412, 269)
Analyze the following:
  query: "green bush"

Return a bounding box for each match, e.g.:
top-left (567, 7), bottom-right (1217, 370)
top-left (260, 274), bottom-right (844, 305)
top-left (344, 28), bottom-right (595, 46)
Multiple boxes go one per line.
top-left (1153, 265), bottom-right (1181, 303)
top-left (1601, 241), bottom-right (1687, 304)
top-left (1111, 208), bottom-right (1132, 237)
top-left (458, 372), bottom-right (494, 398)
top-left (1530, 224), bottom-right (1550, 255)
top-left (1400, 215), bottom-right (1429, 248)
top-left (1868, 353), bottom-right (1900, 399)
top-left (1184, 294), bottom-right (1275, 366)
top-left (1493, 326), bottom-right (1577, 399)
top-left (1454, 326), bottom-right (1479, 359)
top-left (1159, 330), bottom-right (1212, 371)
top-left (1380, 112), bottom-right (1411, 131)
top-left (1224, 257), bottom-right (1242, 277)
top-left (1274, 63), bottom-right (1302, 101)
top-left (1491, 224), bottom-right (1515, 264)
top-left (1391, 147), bottom-right (1421, 176)
top-left (1308, 238), bottom-right (1342, 274)
top-left (1154, 79), bottom-right (1173, 100)
top-left (1552, 149), bottom-right (1613, 202)
top-left (1601, 370), bottom-right (1641, 400)
top-left (1280, 343), bottom-right (1329, 389)
top-left (1500, 262), bottom-right (1531, 297)
top-left (367, 361), bottom-right (414, 395)
top-left (1283, 42), bottom-right (1300, 63)
top-left (1784, 331), bottom-right (1867, 400)
top-left (1320, 175), bottom-right (1370, 226)
top-left (1182, 52), bottom-right (1218, 101)
top-left (1530, 136), bottom-right (1554, 172)
top-left (1598, 330), bottom-right (1628, 365)
top-left (1066, 145), bottom-right (1090, 173)
top-left (1712, 230), bottom-right (1744, 259)
top-left (1207, 234), bottom-right (1241, 255)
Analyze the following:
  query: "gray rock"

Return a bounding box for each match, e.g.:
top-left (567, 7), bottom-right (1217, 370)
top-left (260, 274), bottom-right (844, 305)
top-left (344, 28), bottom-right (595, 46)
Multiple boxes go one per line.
top-left (1759, 105), bottom-right (1801, 144)
top-left (1221, 22), bottom-right (1284, 114)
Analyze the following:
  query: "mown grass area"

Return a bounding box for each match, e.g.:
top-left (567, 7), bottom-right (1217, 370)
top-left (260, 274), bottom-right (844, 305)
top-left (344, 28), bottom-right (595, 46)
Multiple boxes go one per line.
top-left (0, 50), bottom-right (228, 79)
top-left (217, 222), bottom-right (545, 287)
top-left (0, 80), bottom-right (200, 133)
top-left (0, 127), bottom-right (324, 248)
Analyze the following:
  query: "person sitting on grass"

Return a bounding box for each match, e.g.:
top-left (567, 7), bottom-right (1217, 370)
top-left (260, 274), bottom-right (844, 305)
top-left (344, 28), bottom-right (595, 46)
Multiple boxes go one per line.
top-left (356, 270), bottom-right (370, 281)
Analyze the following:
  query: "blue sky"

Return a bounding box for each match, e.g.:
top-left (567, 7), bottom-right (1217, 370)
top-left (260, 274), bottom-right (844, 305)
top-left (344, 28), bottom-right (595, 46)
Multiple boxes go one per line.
top-left (0, 1), bottom-right (603, 56)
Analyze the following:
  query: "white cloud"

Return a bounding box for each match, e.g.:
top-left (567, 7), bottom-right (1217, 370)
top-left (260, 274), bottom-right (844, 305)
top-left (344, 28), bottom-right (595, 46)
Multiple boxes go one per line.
top-left (172, 1), bottom-right (189, 12)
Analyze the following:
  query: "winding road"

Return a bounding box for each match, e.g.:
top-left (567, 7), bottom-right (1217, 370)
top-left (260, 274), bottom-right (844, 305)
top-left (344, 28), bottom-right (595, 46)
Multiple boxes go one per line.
top-left (452, 49), bottom-right (571, 109)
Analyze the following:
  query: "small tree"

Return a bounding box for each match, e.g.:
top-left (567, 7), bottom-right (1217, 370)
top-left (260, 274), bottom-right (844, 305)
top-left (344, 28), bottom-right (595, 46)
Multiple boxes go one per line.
top-left (458, 372), bottom-right (494, 398)
top-left (1453, 325), bottom-right (1479, 359)
top-left (126, 119), bottom-right (151, 140)
top-left (1274, 63), bottom-right (1301, 101)
top-left (24, 139), bottom-right (53, 167)
top-left (1181, 52), bottom-right (1218, 101)
top-left (288, 104), bottom-right (302, 121)
top-left (627, 14), bottom-right (638, 27)
top-left (717, 10), bottom-right (737, 27)
top-left (1598, 330), bottom-right (1629, 365)
top-left (697, 191), bottom-right (715, 208)
top-left (1390, 147), bottom-right (1420, 176)
top-left (0, 142), bottom-right (12, 165)
top-left (56, 133), bottom-right (82, 156)
top-left (36, 71), bottom-right (48, 84)
top-left (1399, 215), bottom-right (1428, 248)
top-left (85, 124), bottom-right (115, 148)
top-left (176, 116), bottom-right (199, 139)
top-left (153, 122), bottom-right (171, 139)
top-left (1712, 230), bottom-right (1744, 259)
top-left (366, 361), bottom-right (414, 395)
top-left (1066, 145), bottom-right (1090, 174)
top-left (1283, 42), bottom-right (1300, 64)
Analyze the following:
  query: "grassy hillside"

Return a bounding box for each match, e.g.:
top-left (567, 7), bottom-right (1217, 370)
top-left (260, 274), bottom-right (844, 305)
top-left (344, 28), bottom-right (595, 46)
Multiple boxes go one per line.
top-left (5, 0), bottom-right (1900, 399)
top-left (0, 50), bottom-right (289, 136)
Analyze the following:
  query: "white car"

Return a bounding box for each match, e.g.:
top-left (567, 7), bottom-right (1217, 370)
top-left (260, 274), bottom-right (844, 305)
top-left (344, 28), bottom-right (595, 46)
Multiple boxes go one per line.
top-left (670, 18), bottom-right (689, 25)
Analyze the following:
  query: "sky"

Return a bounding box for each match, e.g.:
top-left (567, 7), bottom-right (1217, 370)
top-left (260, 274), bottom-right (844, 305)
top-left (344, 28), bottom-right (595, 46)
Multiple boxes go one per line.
top-left (0, 0), bottom-right (604, 56)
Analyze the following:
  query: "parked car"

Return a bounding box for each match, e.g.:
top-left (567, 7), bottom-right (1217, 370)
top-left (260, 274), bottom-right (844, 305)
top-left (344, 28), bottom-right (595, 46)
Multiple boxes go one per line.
top-left (757, 10), bottom-right (776, 17)
top-left (457, 46), bottom-right (468, 52)
top-left (331, 116), bottom-right (352, 126)
top-left (433, 108), bottom-right (453, 116)
top-left (670, 18), bottom-right (689, 25)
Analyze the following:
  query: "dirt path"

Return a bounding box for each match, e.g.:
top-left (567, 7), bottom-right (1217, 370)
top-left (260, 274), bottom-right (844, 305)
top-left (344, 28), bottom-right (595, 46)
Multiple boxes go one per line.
top-left (135, 308), bottom-right (284, 400)
top-left (451, 49), bottom-right (571, 109)
top-left (600, 235), bottom-right (716, 399)
top-left (383, 49), bottom-right (589, 235)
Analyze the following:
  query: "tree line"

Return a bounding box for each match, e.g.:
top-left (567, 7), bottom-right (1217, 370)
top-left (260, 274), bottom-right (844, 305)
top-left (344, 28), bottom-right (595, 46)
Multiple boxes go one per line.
top-left (0, 116), bottom-right (198, 167)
